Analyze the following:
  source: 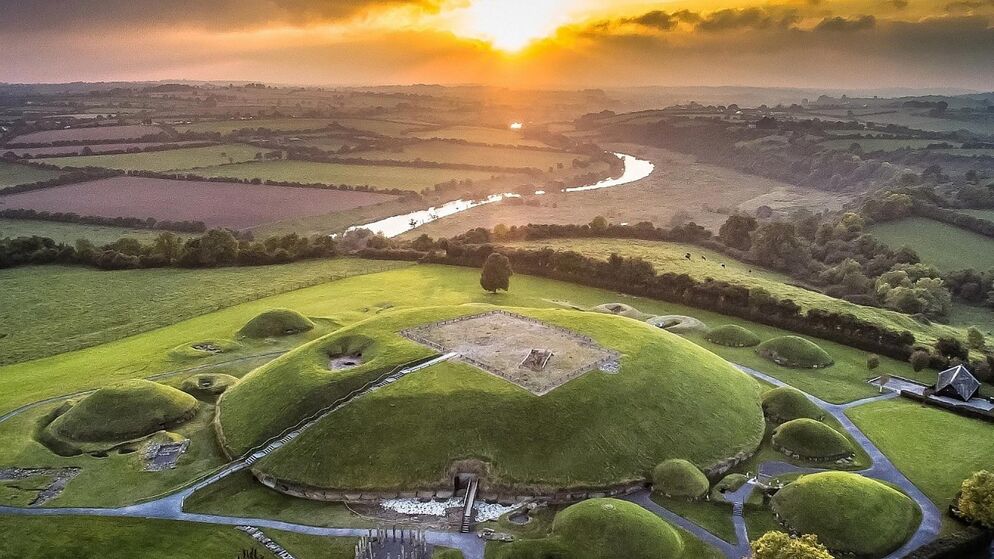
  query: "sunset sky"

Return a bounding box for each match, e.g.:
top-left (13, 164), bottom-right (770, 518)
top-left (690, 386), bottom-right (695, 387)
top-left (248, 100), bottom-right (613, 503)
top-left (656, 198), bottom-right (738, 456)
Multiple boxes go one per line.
top-left (1, 0), bottom-right (993, 90)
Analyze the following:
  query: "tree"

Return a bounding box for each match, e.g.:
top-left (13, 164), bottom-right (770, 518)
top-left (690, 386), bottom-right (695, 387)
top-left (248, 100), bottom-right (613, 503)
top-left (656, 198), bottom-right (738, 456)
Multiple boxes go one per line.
top-left (480, 253), bottom-right (512, 293)
top-left (719, 215), bottom-right (758, 251)
top-left (909, 350), bottom-right (930, 372)
top-left (967, 327), bottom-right (986, 350)
top-left (867, 354), bottom-right (880, 370)
top-left (589, 215), bottom-right (608, 233)
top-left (958, 470), bottom-right (994, 528)
top-left (936, 336), bottom-right (969, 360)
top-left (751, 531), bottom-right (834, 559)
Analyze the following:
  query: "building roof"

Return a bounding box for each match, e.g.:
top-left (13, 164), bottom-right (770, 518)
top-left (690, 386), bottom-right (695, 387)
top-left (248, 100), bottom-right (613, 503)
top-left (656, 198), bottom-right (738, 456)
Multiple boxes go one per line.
top-left (935, 365), bottom-right (981, 401)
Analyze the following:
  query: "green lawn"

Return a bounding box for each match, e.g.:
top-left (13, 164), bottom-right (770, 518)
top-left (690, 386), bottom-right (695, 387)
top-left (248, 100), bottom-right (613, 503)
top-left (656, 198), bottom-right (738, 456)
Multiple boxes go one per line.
top-left (869, 217), bottom-right (994, 271)
top-left (0, 516), bottom-right (356, 559)
top-left (193, 160), bottom-right (516, 191)
top-left (39, 144), bottom-right (261, 172)
top-left (509, 238), bottom-right (970, 350)
top-left (651, 496), bottom-right (736, 543)
top-left (0, 259), bottom-right (410, 365)
top-left (818, 138), bottom-right (959, 152)
top-left (0, 219), bottom-right (184, 245)
top-left (356, 140), bottom-right (583, 170)
top-left (0, 263), bottom-right (935, 416)
top-left (0, 161), bottom-right (62, 189)
top-left (847, 399), bottom-right (994, 524)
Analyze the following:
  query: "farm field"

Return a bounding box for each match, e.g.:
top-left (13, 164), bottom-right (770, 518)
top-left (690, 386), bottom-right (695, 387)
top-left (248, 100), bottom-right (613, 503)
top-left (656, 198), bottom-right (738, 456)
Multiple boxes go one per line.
top-left (0, 219), bottom-right (182, 245)
top-left (0, 258), bottom-right (410, 365)
top-left (6, 125), bottom-right (164, 145)
top-left (848, 399), bottom-right (994, 531)
top-left (3, 141), bottom-right (210, 157)
top-left (194, 160), bottom-right (517, 191)
top-left (0, 161), bottom-right (62, 189)
top-left (498, 236), bottom-right (969, 351)
top-left (356, 140), bottom-right (584, 170)
top-left (412, 125), bottom-right (550, 147)
top-left (868, 216), bottom-right (994, 271)
top-left (0, 516), bottom-right (356, 559)
top-left (0, 263), bottom-right (931, 416)
top-left (175, 118), bottom-right (340, 134)
top-left (854, 110), bottom-right (994, 136)
top-left (406, 146), bottom-right (856, 237)
top-left (818, 138), bottom-right (958, 152)
top-left (959, 208), bottom-right (994, 222)
top-left (0, 176), bottom-right (396, 229)
top-left (37, 144), bottom-right (261, 171)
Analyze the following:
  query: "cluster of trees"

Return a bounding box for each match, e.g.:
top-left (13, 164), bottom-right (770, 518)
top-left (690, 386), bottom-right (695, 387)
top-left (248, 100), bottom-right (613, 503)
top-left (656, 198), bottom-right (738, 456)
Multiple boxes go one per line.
top-left (0, 208), bottom-right (207, 233)
top-left (0, 230), bottom-right (336, 270)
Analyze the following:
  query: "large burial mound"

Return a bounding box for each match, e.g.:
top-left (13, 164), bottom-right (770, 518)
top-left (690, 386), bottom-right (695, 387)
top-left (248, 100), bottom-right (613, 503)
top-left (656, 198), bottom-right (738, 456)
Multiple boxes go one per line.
top-left (761, 387), bottom-right (824, 423)
top-left (771, 419), bottom-right (854, 461)
top-left (704, 324), bottom-right (761, 347)
top-left (756, 336), bottom-right (834, 369)
top-left (772, 472), bottom-right (919, 557)
top-left (45, 380), bottom-right (198, 444)
top-left (652, 459), bottom-right (709, 499)
top-left (237, 309), bottom-right (315, 339)
top-left (217, 305), bottom-right (765, 495)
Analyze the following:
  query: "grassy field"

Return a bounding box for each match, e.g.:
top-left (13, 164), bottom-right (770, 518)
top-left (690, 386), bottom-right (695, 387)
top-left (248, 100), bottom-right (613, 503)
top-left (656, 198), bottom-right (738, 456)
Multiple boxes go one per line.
top-left (818, 138), bottom-right (957, 152)
top-left (0, 263), bottom-right (938, 416)
top-left (0, 259), bottom-right (410, 364)
top-left (960, 208), bottom-right (994, 222)
top-left (356, 140), bottom-right (583, 170)
top-left (0, 219), bottom-right (185, 245)
top-left (39, 144), bottom-right (261, 171)
top-left (507, 237), bottom-right (970, 348)
top-left (847, 399), bottom-right (994, 525)
top-left (0, 161), bottom-right (62, 189)
top-left (228, 306), bottom-right (766, 489)
top-left (0, 516), bottom-right (356, 559)
top-left (175, 117), bottom-right (425, 136)
top-left (411, 126), bottom-right (550, 147)
top-left (869, 216), bottom-right (994, 271)
top-left (193, 160), bottom-right (516, 191)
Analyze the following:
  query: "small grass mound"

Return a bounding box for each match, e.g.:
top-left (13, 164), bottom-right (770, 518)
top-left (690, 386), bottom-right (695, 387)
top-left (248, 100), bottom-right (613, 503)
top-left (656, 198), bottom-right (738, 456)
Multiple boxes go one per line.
top-left (771, 419), bottom-right (854, 461)
top-left (237, 309), bottom-right (315, 339)
top-left (592, 303), bottom-right (651, 320)
top-left (761, 387), bottom-right (824, 423)
top-left (169, 339), bottom-right (240, 360)
top-left (180, 373), bottom-right (239, 402)
top-left (652, 459), bottom-right (709, 499)
top-left (551, 498), bottom-right (685, 559)
top-left (46, 380), bottom-right (198, 443)
top-left (772, 472), bottom-right (919, 557)
top-left (648, 315), bottom-right (708, 333)
top-left (704, 324), bottom-right (761, 347)
top-left (756, 336), bottom-right (834, 369)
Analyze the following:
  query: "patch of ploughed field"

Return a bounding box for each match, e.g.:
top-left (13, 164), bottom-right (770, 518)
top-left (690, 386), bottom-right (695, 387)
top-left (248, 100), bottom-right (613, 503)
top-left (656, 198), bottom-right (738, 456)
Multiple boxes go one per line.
top-left (0, 176), bottom-right (397, 229)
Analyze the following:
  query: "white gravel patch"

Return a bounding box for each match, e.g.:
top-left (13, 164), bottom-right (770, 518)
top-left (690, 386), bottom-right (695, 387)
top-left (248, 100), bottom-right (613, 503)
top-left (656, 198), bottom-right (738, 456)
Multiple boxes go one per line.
top-left (380, 498), bottom-right (520, 522)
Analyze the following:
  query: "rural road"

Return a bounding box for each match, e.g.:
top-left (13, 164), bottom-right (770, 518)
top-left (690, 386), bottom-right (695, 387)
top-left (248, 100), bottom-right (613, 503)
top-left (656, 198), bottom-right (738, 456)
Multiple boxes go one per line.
top-left (0, 354), bottom-right (949, 559)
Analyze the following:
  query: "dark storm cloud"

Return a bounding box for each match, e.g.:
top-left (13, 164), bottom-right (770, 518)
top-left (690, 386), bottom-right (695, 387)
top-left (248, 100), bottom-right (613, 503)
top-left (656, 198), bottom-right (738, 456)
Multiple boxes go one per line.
top-left (813, 15), bottom-right (877, 31)
top-left (0, 0), bottom-right (441, 31)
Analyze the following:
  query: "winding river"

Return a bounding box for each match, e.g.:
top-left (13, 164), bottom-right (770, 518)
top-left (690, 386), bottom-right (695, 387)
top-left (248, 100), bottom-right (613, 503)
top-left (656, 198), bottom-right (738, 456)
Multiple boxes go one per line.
top-left (349, 152), bottom-right (655, 238)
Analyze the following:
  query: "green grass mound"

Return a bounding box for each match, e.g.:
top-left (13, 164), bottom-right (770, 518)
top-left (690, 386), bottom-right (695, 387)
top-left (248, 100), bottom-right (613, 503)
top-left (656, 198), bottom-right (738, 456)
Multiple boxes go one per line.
top-left (761, 387), bottom-right (824, 423)
top-left (551, 498), bottom-right (685, 559)
top-left (169, 339), bottom-right (240, 360)
top-left (47, 380), bottom-right (198, 443)
top-left (180, 373), bottom-right (239, 402)
top-left (771, 472), bottom-right (919, 557)
top-left (756, 336), bottom-right (834, 369)
top-left (652, 459), bottom-right (709, 499)
top-left (771, 419), bottom-right (854, 460)
top-left (220, 305), bottom-right (765, 492)
top-left (711, 473), bottom-right (748, 500)
top-left (704, 324), bottom-right (761, 347)
top-left (237, 309), bottom-right (315, 339)
top-left (592, 303), bottom-right (651, 320)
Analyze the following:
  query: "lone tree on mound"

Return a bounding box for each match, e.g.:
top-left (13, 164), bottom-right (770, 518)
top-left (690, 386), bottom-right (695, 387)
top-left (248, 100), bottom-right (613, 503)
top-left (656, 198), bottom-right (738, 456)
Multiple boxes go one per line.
top-left (751, 531), bottom-right (834, 559)
top-left (958, 470), bottom-right (994, 528)
top-left (480, 253), bottom-right (512, 293)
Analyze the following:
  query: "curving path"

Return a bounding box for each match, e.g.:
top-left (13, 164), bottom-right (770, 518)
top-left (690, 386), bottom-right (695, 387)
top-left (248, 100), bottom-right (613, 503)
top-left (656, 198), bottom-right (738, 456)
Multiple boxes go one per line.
top-left (0, 356), bottom-right (948, 559)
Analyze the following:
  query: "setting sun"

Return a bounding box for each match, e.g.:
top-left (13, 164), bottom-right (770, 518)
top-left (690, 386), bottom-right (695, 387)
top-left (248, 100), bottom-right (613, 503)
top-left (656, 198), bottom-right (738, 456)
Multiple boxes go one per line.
top-left (454, 0), bottom-right (569, 52)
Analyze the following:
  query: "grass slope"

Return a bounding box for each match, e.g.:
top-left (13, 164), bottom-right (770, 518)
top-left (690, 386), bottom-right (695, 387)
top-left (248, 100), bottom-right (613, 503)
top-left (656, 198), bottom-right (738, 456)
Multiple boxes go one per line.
top-left (0, 258), bottom-right (408, 364)
top-left (771, 471), bottom-right (919, 557)
top-left (0, 516), bottom-right (355, 559)
top-left (39, 144), bottom-right (261, 172)
top-left (869, 217), bottom-right (994, 272)
top-left (0, 218), bottom-right (185, 245)
top-left (243, 306), bottom-right (766, 490)
top-left (194, 160), bottom-right (516, 191)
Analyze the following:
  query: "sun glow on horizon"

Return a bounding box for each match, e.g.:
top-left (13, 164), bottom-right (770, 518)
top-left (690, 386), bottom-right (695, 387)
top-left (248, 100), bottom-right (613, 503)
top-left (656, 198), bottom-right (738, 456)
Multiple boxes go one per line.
top-left (453, 0), bottom-right (571, 52)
